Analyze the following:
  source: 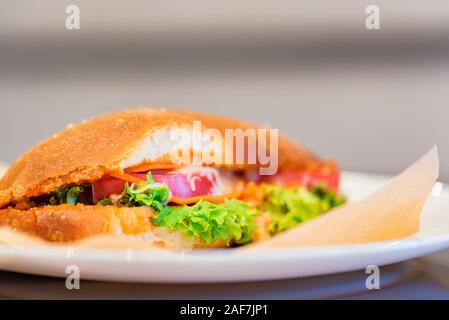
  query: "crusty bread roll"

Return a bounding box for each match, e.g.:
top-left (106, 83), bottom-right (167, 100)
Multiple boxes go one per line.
top-left (0, 108), bottom-right (323, 208)
top-left (0, 107), bottom-right (328, 247)
top-left (0, 205), bottom-right (154, 242)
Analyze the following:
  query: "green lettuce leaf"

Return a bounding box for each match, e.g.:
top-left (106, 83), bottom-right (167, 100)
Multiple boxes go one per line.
top-left (49, 186), bottom-right (84, 206)
top-left (260, 184), bottom-right (346, 235)
top-left (152, 199), bottom-right (257, 246)
top-left (117, 172), bottom-right (170, 212)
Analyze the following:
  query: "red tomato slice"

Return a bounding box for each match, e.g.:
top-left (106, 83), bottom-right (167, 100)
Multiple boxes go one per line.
top-left (262, 170), bottom-right (340, 191)
top-left (92, 172), bottom-right (216, 202)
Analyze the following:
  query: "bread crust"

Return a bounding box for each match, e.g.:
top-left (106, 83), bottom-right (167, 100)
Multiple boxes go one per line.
top-left (0, 205), bottom-right (155, 242)
top-left (0, 108), bottom-right (193, 207)
top-left (0, 204), bottom-right (228, 248)
top-left (0, 107), bottom-right (325, 208)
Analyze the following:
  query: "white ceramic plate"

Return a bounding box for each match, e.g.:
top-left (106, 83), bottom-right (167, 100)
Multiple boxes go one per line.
top-left (1, 171), bottom-right (449, 283)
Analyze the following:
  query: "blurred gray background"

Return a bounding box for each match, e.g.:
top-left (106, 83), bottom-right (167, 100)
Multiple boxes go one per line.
top-left (1, 0), bottom-right (449, 180)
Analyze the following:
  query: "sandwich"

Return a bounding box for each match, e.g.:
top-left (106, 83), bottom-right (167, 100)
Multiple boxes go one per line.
top-left (0, 108), bottom-right (345, 249)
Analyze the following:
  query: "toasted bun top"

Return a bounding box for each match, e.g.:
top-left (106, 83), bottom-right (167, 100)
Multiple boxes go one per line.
top-left (0, 107), bottom-right (326, 207)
